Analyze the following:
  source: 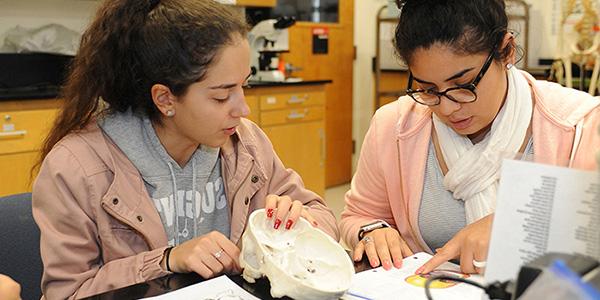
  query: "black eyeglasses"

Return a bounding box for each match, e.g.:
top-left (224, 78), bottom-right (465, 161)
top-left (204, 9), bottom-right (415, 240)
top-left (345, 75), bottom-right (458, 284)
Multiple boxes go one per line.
top-left (405, 47), bottom-right (497, 106)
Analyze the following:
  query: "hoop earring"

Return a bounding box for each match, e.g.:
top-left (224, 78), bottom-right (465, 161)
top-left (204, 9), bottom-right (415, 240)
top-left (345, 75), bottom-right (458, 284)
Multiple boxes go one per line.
top-left (166, 110), bottom-right (175, 117)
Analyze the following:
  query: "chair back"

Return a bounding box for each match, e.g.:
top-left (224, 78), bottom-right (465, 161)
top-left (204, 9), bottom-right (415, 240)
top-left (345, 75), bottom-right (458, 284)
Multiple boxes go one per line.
top-left (0, 193), bottom-right (42, 300)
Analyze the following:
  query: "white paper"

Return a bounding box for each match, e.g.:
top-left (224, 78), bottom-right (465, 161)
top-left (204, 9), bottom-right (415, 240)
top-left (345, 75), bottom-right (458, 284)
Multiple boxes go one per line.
top-left (485, 159), bottom-right (600, 283)
top-left (343, 252), bottom-right (485, 300)
top-left (214, 0), bottom-right (236, 4)
top-left (216, 0), bottom-right (237, 5)
top-left (139, 275), bottom-right (260, 300)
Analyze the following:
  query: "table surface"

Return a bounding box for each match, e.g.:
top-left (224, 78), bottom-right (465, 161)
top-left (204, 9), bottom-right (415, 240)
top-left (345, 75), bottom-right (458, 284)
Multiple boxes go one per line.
top-left (83, 257), bottom-right (370, 300)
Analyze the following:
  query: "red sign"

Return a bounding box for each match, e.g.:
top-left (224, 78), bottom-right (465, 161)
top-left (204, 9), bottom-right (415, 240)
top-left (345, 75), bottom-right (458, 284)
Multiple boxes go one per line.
top-left (312, 27), bottom-right (329, 37)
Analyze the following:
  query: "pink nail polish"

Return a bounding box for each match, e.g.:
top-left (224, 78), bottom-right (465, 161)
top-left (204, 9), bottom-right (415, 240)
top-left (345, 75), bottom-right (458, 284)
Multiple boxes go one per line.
top-left (285, 219), bottom-right (293, 230)
top-left (415, 267), bottom-right (424, 274)
top-left (383, 260), bottom-right (391, 270)
top-left (267, 208), bottom-right (273, 218)
top-left (394, 260), bottom-right (402, 268)
top-left (274, 219), bottom-right (282, 229)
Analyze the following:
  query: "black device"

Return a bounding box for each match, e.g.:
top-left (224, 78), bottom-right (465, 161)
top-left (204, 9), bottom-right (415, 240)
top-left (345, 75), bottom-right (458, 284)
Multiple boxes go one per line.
top-left (512, 252), bottom-right (599, 299)
top-left (425, 252), bottom-right (600, 300)
top-left (357, 220), bottom-right (390, 240)
top-left (0, 52), bottom-right (73, 99)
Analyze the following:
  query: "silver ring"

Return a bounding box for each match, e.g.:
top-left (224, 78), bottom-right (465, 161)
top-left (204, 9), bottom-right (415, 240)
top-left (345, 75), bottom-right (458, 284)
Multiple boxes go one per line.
top-left (362, 236), bottom-right (374, 244)
top-left (472, 259), bottom-right (487, 268)
top-left (213, 249), bottom-right (224, 259)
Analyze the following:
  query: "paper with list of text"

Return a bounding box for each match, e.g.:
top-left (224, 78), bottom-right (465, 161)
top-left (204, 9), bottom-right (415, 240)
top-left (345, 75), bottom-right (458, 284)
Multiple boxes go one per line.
top-left (485, 159), bottom-right (600, 283)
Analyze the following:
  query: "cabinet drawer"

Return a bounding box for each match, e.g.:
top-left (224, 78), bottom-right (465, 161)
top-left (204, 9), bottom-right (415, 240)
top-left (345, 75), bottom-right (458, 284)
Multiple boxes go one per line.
top-left (0, 108), bottom-right (58, 155)
top-left (260, 107), bottom-right (324, 126)
top-left (259, 92), bottom-right (324, 111)
top-left (245, 95), bottom-right (259, 124)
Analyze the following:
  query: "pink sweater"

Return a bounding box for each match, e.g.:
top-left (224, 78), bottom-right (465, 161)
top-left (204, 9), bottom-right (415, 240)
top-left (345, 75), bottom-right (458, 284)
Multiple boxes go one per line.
top-left (340, 71), bottom-right (600, 252)
top-left (33, 119), bottom-right (339, 299)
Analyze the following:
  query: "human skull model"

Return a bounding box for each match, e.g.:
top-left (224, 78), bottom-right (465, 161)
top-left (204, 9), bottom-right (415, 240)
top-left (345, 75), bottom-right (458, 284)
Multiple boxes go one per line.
top-left (239, 209), bottom-right (354, 299)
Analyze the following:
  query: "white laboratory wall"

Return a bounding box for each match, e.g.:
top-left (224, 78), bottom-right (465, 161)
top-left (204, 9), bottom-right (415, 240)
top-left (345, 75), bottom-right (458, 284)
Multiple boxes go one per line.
top-left (352, 0), bottom-right (387, 171)
top-left (0, 0), bottom-right (100, 47)
top-left (526, 0), bottom-right (561, 68)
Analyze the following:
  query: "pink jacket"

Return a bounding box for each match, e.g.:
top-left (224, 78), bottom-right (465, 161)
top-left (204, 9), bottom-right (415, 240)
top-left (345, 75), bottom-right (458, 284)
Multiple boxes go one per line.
top-left (32, 119), bottom-right (339, 299)
top-left (340, 72), bottom-right (600, 252)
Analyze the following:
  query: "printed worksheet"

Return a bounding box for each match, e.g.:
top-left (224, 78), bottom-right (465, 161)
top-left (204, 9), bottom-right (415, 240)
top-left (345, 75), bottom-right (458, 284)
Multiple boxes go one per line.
top-left (343, 252), bottom-right (485, 300)
top-left (485, 160), bottom-right (600, 283)
top-left (139, 275), bottom-right (260, 300)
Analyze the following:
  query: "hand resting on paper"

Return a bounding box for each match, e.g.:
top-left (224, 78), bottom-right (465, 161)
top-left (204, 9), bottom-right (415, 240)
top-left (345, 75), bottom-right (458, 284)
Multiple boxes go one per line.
top-left (416, 213), bottom-right (494, 275)
top-left (352, 227), bottom-right (414, 270)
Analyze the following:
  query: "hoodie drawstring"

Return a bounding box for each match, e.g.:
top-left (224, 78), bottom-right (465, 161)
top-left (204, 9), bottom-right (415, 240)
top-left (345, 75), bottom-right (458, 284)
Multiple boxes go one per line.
top-left (167, 162), bottom-right (180, 245)
top-left (192, 156), bottom-right (198, 238)
top-left (168, 158), bottom-right (200, 245)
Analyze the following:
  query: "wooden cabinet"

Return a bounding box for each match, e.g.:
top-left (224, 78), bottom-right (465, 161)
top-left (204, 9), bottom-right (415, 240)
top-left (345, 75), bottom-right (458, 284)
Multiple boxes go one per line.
top-left (377, 70), bottom-right (409, 109)
top-left (245, 83), bottom-right (326, 196)
top-left (0, 85), bottom-right (326, 197)
top-left (374, 5), bottom-right (409, 110)
top-left (279, 0), bottom-right (355, 187)
top-left (0, 99), bottom-right (61, 197)
top-left (262, 122), bottom-right (325, 196)
top-left (245, 95), bottom-right (260, 123)
top-left (233, 0), bottom-right (275, 7)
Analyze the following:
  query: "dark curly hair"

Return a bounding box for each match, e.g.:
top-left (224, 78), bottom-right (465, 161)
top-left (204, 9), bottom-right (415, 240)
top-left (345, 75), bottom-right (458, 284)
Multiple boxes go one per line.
top-left (394, 0), bottom-right (512, 66)
top-left (36, 0), bottom-right (248, 171)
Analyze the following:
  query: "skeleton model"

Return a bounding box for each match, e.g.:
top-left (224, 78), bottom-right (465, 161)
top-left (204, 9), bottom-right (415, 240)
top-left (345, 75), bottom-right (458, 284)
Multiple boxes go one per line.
top-left (239, 209), bottom-right (354, 300)
top-left (551, 0), bottom-right (600, 94)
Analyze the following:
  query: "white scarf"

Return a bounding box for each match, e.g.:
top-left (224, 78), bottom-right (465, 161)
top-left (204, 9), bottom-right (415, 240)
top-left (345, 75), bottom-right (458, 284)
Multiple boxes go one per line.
top-left (433, 67), bottom-right (532, 224)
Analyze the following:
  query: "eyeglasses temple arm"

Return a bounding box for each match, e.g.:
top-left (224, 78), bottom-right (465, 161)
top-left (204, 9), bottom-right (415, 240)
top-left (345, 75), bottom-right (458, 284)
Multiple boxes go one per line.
top-left (406, 72), bottom-right (414, 92)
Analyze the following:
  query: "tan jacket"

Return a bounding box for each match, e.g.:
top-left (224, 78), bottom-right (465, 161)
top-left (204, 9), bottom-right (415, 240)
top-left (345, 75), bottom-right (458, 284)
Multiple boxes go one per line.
top-left (33, 119), bottom-right (339, 299)
top-left (340, 71), bottom-right (600, 251)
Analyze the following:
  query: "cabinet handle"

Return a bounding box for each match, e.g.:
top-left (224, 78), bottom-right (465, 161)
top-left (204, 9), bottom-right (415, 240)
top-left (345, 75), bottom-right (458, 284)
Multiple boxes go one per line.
top-left (0, 130), bottom-right (27, 139)
top-left (287, 110), bottom-right (307, 120)
top-left (287, 94), bottom-right (309, 104)
top-left (319, 128), bottom-right (326, 167)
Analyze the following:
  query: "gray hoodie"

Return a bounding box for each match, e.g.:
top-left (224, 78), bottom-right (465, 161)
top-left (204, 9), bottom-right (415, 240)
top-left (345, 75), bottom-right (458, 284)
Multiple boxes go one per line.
top-left (99, 109), bottom-right (230, 246)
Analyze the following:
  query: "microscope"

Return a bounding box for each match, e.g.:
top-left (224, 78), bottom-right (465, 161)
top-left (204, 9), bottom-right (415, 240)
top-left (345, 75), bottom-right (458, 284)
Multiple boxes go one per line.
top-left (248, 17), bottom-right (296, 82)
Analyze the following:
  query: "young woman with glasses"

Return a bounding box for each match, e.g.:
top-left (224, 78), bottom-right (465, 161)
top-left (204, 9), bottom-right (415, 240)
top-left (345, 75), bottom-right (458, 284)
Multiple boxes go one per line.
top-left (341, 0), bottom-right (600, 275)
